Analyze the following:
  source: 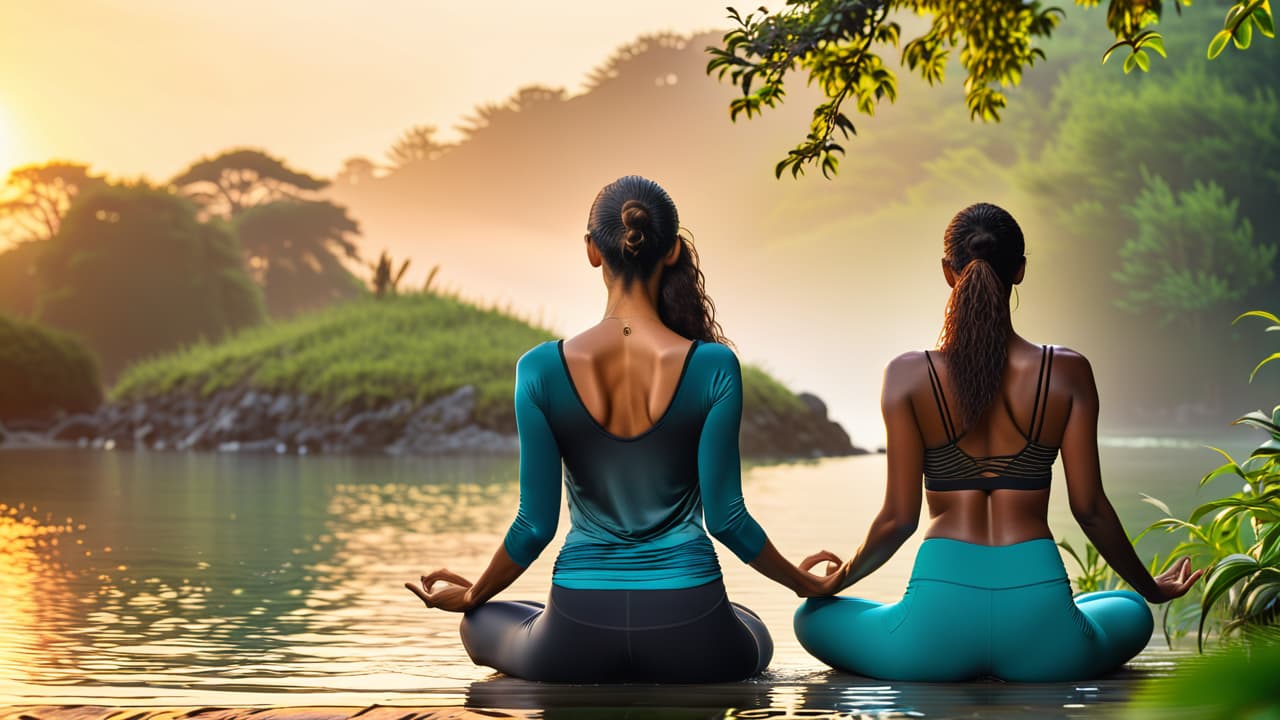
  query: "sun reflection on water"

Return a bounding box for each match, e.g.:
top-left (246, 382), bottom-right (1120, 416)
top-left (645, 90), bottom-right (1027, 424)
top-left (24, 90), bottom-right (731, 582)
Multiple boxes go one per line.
top-left (0, 448), bottom-right (1198, 715)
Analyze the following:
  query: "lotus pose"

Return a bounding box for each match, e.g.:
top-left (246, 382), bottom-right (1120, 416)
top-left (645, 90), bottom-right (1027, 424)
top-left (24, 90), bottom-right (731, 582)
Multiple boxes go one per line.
top-left (407, 175), bottom-right (840, 683)
top-left (794, 203), bottom-right (1203, 682)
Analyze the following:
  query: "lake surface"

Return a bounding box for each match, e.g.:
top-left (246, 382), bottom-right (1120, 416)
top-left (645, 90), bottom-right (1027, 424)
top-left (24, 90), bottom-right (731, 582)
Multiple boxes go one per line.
top-left (0, 439), bottom-right (1255, 717)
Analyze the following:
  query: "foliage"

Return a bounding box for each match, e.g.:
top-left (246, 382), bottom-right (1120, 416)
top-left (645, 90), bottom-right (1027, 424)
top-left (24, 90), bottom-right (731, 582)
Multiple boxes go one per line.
top-left (233, 200), bottom-right (366, 318)
top-left (1058, 537), bottom-right (1122, 593)
top-left (170, 148), bottom-right (328, 218)
top-left (0, 240), bottom-right (43, 317)
top-left (112, 293), bottom-right (817, 435)
top-left (1127, 639), bottom-right (1280, 719)
top-left (111, 293), bottom-right (550, 429)
top-left (335, 157), bottom-right (379, 186)
top-left (367, 250), bottom-right (411, 298)
top-left (1139, 311), bottom-right (1280, 650)
top-left (707, 0), bottom-right (1275, 177)
top-left (37, 183), bottom-right (265, 380)
top-left (1113, 173), bottom-right (1276, 325)
top-left (0, 312), bottom-right (101, 422)
top-left (0, 161), bottom-right (104, 242)
top-left (385, 125), bottom-right (451, 168)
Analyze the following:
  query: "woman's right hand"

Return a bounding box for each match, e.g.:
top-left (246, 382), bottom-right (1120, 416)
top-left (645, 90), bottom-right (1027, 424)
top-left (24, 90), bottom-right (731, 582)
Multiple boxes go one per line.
top-left (1144, 556), bottom-right (1204, 604)
top-left (796, 550), bottom-right (847, 597)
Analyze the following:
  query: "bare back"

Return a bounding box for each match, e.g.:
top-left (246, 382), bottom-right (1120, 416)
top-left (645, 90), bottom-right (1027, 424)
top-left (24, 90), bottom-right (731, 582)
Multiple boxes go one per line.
top-left (882, 336), bottom-right (1091, 546)
top-left (560, 321), bottom-right (696, 439)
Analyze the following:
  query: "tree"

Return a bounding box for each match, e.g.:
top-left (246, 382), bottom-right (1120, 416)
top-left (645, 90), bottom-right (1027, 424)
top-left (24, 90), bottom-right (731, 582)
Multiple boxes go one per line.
top-left (706, 0), bottom-right (1276, 177)
top-left (1113, 173), bottom-right (1276, 331)
top-left (0, 240), bottom-right (43, 317)
top-left (456, 85), bottom-right (567, 141)
top-left (0, 161), bottom-right (104, 242)
top-left (37, 184), bottom-right (265, 379)
top-left (170, 148), bottom-right (328, 218)
top-left (0, 312), bottom-right (101, 422)
top-left (336, 156), bottom-right (379, 185)
top-left (385, 125), bottom-right (450, 168)
top-left (233, 200), bottom-right (366, 318)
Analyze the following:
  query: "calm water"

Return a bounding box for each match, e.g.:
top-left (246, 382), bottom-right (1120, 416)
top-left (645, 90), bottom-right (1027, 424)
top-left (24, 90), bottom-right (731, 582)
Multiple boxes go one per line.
top-left (0, 440), bottom-right (1254, 716)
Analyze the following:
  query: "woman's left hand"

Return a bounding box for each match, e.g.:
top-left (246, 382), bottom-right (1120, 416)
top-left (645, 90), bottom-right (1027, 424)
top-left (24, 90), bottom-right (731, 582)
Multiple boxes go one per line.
top-left (797, 550), bottom-right (847, 596)
top-left (404, 568), bottom-right (477, 613)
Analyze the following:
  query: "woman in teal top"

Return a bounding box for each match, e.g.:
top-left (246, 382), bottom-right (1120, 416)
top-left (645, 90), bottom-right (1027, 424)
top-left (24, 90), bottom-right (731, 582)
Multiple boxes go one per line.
top-left (794, 203), bottom-right (1204, 681)
top-left (406, 175), bottom-right (841, 682)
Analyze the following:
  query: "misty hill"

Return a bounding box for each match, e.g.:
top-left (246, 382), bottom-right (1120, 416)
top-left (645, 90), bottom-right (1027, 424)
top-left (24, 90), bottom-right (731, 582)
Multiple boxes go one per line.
top-left (326, 18), bottom-right (1279, 443)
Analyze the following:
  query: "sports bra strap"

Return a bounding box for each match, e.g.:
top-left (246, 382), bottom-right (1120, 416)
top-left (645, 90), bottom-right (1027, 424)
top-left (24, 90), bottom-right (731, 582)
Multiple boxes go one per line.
top-left (1028, 345), bottom-right (1055, 442)
top-left (924, 351), bottom-right (958, 442)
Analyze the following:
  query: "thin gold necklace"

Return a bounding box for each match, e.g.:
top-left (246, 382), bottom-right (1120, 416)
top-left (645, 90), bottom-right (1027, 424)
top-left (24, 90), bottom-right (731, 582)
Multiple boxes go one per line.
top-left (603, 315), bottom-right (632, 336)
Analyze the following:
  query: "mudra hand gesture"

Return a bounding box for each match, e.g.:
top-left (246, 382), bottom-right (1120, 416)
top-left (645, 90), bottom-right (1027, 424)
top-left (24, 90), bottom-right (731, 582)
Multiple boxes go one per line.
top-left (798, 550), bottom-right (847, 596)
top-left (405, 569), bottom-right (477, 613)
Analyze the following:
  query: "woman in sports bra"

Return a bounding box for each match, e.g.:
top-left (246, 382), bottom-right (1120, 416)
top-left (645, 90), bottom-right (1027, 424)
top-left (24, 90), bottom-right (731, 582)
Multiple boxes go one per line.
top-left (793, 202), bottom-right (1203, 682)
top-left (405, 175), bottom-right (842, 683)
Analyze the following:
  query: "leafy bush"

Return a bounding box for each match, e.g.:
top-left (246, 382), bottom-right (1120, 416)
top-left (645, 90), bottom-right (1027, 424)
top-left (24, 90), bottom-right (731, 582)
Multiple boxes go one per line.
top-left (1138, 310), bottom-right (1280, 649)
top-left (0, 313), bottom-right (102, 422)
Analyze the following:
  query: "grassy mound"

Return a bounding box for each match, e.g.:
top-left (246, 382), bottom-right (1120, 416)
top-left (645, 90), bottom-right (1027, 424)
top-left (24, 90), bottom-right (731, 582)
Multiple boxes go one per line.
top-left (0, 313), bottom-right (102, 422)
top-left (113, 293), bottom-right (812, 430)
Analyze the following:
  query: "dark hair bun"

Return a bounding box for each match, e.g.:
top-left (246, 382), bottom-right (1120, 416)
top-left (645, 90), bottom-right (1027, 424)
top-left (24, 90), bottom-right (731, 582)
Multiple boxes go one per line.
top-left (620, 199), bottom-right (650, 258)
top-left (967, 230), bottom-right (996, 260)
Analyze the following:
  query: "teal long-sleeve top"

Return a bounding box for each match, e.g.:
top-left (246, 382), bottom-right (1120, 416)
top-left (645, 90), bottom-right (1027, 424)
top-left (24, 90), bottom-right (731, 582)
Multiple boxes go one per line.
top-left (502, 339), bottom-right (767, 590)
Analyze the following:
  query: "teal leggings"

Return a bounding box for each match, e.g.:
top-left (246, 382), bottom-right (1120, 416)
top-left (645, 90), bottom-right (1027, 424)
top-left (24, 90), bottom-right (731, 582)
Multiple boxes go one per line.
top-left (794, 538), bottom-right (1153, 682)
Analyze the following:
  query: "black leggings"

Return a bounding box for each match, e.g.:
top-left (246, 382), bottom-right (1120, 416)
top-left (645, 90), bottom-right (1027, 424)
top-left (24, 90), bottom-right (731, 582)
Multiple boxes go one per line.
top-left (460, 579), bottom-right (772, 683)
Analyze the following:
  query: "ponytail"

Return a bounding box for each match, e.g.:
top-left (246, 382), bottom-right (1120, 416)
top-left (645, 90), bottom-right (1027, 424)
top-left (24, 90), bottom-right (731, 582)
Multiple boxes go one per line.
top-left (938, 203), bottom-right (1026, 429)
top-left (658, 234), bottom-right (727, 345)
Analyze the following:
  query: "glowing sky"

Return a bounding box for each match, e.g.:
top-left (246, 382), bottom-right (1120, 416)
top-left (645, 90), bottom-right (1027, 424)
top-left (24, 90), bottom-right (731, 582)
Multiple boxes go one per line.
top-left (0, 1), bottom-right (732, 180)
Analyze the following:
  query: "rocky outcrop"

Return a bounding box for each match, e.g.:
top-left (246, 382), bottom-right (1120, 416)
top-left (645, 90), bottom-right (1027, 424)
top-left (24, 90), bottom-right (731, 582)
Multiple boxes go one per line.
top-left (2, 384), bottom-right (863, 459)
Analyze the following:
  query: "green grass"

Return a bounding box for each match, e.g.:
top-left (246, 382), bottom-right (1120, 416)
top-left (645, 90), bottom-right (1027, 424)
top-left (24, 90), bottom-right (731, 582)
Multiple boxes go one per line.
top-left (112, 293), bottom-right (815, 431)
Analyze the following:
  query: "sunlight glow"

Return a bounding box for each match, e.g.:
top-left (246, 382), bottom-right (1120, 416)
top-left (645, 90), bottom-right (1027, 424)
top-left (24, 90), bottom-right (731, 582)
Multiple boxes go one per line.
top-left (0, 104), bottom-right (14, 180)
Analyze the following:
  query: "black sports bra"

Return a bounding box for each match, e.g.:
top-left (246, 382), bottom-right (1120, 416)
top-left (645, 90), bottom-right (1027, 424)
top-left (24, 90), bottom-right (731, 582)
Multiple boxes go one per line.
top-left (922, 345), bottom-right (1060, 492)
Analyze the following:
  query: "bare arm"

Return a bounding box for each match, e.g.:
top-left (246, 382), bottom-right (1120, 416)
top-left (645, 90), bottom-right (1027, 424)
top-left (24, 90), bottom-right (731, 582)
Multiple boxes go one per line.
top-left (1060, 352), bottom-right (1202, 603)
top-left (406, 349), bottom-right (562, 612)
top-left (833, 355), bottom-right (924, 591)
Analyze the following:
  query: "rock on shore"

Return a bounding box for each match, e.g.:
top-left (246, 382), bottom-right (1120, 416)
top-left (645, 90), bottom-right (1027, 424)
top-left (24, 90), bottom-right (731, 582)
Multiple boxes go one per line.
top-left (3, 384), bottom-right (865, 459)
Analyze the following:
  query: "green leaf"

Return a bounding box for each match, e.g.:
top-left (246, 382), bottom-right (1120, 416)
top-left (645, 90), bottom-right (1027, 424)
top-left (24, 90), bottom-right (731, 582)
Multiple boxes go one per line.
top-left (1144, 35), bottom-right (1168, 57)
top-left (1233, 412), bottom-right (1280, 437)
top-left (1199, 553), bottom-right (1262, 649)
top-left (1248, 353), bottom-right (1280, 383)
top-left (1101, 40), bottom-right (1128, 64)
top-left (1202, 461), bottom-right (1246, 487)
top-left (1123, 52), bottom-right (1138, 74)
top-left (1255, 7), bottom-right (1277, 38)
top-left (1209, 30), bottom-right (1232, 58)
top-left (1233, 17), bottom-right (1255, 49)
top-left (1133, 49), bottom-right (1151, 72)
top-left (1233, 310), bottom-right (1280, 325)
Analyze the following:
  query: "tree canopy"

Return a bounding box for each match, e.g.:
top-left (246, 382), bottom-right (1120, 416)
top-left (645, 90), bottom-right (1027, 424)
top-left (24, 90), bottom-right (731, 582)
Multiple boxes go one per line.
top-left (38, 183), bottom-right (265, 379)
top-left (170, 148), bottom-right (328, 218)
top-left (707, 0), bottom-right (1277, 178)
top-left (0, 161), bottom-right (105, 242)
top-left (234, 200), bottom-right (365, 318)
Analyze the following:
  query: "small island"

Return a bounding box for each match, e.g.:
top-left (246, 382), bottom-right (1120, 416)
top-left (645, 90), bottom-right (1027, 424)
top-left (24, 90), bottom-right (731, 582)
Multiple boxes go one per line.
top-left (2, 292), bottom-right (863, 460)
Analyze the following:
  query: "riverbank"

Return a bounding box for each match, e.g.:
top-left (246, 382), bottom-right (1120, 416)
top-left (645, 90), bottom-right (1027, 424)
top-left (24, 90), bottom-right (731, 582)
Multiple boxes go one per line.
top-left (0, 294), bottom-right (863, 459)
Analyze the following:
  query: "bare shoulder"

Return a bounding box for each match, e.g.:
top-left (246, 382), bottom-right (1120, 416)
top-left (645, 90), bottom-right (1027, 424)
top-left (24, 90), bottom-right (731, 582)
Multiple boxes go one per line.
top-left (883, 351), bottom-right (928, 403)
top-left (1048, 345), bottom-right (1093, 377)
top-left (1045, 345), bottom-right (1098, 398)
top-left (886, 350), bottom-right (929, 375)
